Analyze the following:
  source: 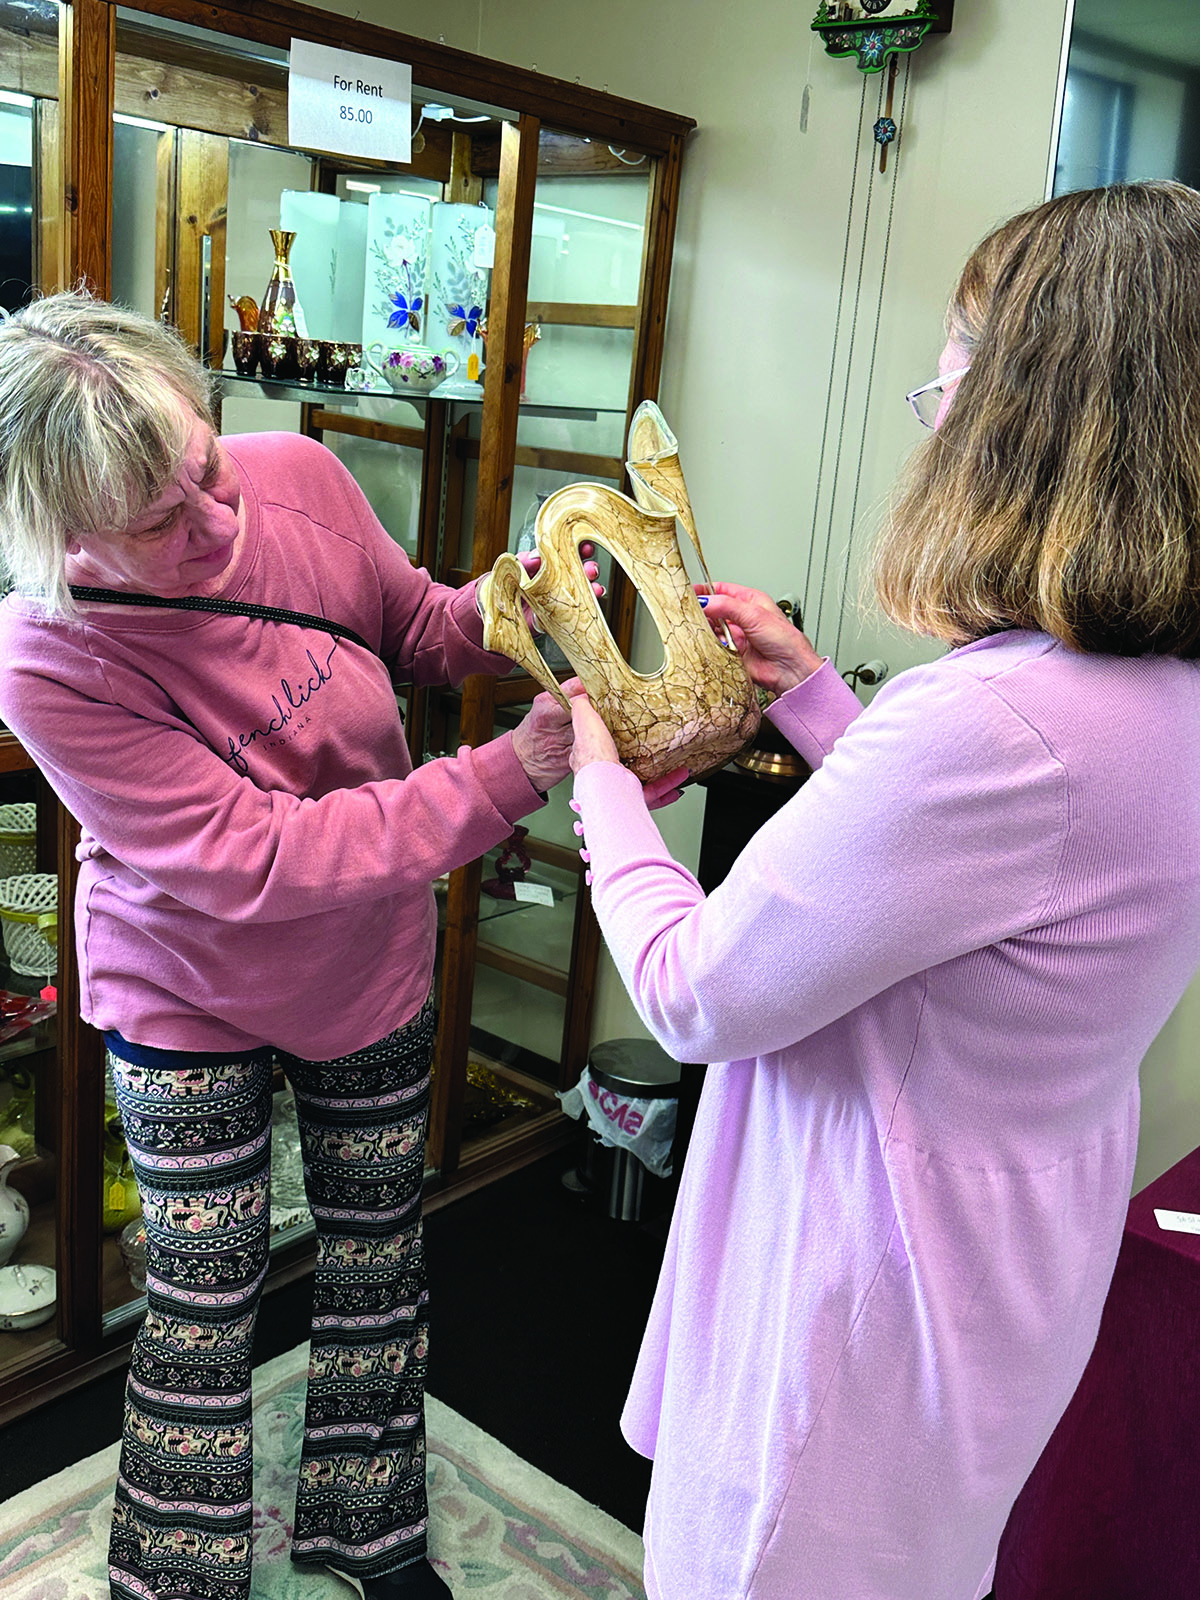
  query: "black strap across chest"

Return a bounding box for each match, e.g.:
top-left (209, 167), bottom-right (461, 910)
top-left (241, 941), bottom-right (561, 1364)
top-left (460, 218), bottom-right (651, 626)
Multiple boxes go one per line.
top-left (67, 586), bottom-right (372, 653)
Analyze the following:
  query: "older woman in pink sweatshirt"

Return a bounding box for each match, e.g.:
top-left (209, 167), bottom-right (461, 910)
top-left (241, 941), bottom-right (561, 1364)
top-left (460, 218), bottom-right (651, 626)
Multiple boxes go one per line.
top-left (0, 292), bottom-right (593, 1600)
top-left (570, 181), bottom-right (1200, 1600)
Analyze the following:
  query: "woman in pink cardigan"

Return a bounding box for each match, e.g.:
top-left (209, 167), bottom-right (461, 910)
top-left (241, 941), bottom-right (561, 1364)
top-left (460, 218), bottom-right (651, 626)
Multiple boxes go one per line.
top-left (570, 180), bottom-right (1200, 1599)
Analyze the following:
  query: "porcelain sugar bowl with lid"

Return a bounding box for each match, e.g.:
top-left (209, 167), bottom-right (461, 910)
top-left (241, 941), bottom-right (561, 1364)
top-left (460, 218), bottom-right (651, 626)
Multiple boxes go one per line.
top-left (365, 342), bottom-right (460, 394)
top-left (0, 1262), bottom-right (55, 1329)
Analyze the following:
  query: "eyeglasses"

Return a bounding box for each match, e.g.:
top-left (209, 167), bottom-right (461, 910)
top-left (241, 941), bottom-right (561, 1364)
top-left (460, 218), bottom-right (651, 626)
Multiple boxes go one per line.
top-left (905, 366), bottom-right (970, 428)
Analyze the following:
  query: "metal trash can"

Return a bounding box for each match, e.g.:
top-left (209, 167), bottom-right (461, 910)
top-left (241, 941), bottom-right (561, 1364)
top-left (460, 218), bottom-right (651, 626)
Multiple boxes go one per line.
top-left (584, 1037), bottom-right (680, 1222)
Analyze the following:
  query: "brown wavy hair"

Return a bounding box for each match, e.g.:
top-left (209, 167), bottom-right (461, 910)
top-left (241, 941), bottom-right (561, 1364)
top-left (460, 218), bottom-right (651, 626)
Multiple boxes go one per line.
top-left (874, 181), bottom-right (1200, 656)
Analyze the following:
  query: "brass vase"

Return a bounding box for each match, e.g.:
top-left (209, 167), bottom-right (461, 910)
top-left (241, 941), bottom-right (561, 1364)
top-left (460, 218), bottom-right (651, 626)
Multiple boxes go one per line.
top-left (259, 229), bottom-right (307, 338)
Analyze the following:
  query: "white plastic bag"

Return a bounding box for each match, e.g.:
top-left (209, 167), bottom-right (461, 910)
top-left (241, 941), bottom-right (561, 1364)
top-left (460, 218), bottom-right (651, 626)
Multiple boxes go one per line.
top-left (558, 1065), bottom-right (676, 1180)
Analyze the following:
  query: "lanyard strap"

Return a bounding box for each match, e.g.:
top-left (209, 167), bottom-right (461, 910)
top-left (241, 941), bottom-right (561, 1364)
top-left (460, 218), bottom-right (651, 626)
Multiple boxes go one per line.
top-left (67, 586), bottom-right (372, 653)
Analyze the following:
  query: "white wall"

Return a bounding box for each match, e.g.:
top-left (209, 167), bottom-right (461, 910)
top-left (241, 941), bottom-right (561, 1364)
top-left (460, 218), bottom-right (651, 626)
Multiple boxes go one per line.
top-left (458, 0), bottom-right (1081, 1059)
top-left (306, 0), bottom-right (483, 57)
top-left (469, 0), bottom-right (1071, 675)
top-left (309, 0), bottom-right (1200, 1189)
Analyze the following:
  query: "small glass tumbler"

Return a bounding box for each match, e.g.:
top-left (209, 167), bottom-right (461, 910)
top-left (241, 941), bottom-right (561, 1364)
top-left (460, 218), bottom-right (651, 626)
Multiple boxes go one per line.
top-left (260, 334), bottom-right (300, 381)
top-left (317, 340), bottom-right (349, 386)
top-left (231, 330), bottom-right (261, 377)
top-left (297, 338), bottom-right (321, 382)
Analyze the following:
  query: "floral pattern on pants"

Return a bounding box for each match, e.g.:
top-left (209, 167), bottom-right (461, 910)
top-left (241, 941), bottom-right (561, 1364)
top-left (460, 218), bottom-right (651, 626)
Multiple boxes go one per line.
top-left (106, 998), bottom-right (436, 1600)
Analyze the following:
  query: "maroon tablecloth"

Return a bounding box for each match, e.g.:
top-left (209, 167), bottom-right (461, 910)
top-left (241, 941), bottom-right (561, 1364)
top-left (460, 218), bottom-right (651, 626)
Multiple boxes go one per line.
top-left (994, 1143), bottom-right (1200, 1598)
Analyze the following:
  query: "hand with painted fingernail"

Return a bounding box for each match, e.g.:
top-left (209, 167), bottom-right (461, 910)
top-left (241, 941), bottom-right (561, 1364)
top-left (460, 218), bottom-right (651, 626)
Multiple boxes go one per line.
top-left (642, 765), bottom-right (689, 811)
top-left (517, 539), bottom-right (606, 624)
top-left (694, 583), bottom-right (824, 696)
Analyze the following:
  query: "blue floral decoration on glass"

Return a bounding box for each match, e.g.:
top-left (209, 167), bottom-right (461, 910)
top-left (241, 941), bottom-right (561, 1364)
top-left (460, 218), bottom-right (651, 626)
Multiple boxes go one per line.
top-left (447, 303), bottom-right (484, 338)
top-left (387, 288), bottom-right (424, 333)
top-left (873, 116), bottom-right (897, 146)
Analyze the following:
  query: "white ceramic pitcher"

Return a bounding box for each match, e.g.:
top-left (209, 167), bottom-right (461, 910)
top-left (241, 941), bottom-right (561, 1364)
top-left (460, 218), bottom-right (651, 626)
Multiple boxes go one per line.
top-left (0, 1144), bottom-right (29, 1267)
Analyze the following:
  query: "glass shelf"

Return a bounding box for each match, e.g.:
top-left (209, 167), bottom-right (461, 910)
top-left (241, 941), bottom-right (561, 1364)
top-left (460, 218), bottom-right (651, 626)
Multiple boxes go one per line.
top-left (216, 370), bottom-right (621, 420)
top-left (217, 371), bottom-right (365, 406)
top-left (434, 874), bottom-right (565, 932)
top-left (0, 1016), bottom-right (56, 1069)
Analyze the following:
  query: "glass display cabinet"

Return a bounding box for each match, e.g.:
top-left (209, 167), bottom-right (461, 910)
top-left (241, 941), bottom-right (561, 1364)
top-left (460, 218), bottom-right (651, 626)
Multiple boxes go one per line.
top-left (0, 0), bottom-right (692, 1420)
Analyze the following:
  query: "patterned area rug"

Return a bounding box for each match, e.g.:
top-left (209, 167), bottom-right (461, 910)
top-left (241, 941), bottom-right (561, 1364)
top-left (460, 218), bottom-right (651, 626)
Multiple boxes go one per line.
top-left (0, 1343), bottom-right (647, 1599)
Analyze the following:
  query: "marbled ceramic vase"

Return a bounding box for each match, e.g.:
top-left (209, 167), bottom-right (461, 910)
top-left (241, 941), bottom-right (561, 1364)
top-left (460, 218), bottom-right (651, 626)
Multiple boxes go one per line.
top-left (479, 401), bottom-right (759, 782)
top-left (480, 494), bottom-right (759, 786)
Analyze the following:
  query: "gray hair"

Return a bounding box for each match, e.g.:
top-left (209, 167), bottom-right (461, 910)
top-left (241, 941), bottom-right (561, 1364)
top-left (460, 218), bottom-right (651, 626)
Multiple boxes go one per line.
top-left (0, 290), bottom-right (217, 616)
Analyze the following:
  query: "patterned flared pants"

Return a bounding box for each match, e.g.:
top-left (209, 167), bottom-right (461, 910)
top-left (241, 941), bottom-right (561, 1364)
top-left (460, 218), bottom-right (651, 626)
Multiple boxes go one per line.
top-left (105, 998), bottom-right (436, 1600)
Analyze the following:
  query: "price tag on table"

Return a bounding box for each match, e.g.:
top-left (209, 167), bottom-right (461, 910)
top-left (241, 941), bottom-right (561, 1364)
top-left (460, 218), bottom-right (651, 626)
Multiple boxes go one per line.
top-left (513, 882), bottom-right (555, 906)
top-left (289, 38), bottom-right (412, 163)
top-left (1154, 1208), bottom-right (1200, 1236)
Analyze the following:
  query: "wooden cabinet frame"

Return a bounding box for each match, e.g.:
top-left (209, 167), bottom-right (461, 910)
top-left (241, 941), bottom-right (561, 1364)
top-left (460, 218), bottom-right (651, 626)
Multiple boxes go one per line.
top-left (0, 0), bottom-right (692, 1421)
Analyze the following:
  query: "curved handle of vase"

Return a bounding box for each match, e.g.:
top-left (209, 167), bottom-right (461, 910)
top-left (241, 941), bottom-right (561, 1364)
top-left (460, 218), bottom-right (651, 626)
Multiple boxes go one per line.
top-left (479, 556), bottom-right (570, 710)
top-left (365, 341), bottom-right (387, 378)
top-left (441, 349), bottom-right (460, 377)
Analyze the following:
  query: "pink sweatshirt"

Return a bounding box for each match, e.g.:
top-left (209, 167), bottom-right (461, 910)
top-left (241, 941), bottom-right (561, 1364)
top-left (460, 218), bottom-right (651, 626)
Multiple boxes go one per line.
top-left (0, 432), bottom-right (544, 1058)
top-left (573, 632), bottom-right (1200, 1600)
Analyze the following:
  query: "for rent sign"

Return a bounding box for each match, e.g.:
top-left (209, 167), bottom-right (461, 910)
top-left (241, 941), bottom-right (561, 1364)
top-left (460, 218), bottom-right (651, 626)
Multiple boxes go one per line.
top-left (289, 38), bottom-right (412, 163)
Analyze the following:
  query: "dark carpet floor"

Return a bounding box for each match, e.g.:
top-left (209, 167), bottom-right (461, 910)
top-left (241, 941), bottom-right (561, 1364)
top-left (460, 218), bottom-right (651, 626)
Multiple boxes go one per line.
top-left (425, 1147), bottom-right (666, 1534)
